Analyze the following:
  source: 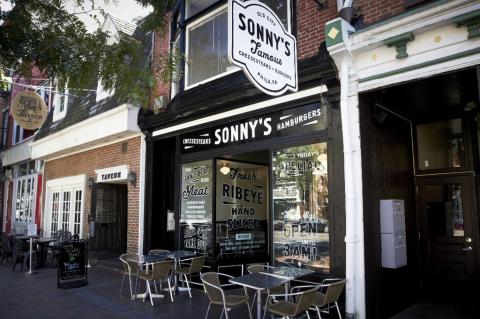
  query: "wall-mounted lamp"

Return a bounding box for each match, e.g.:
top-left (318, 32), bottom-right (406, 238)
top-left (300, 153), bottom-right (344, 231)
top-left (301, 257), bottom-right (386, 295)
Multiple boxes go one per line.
top-left (87, 177), bottom-right (94, 189)
top-left (220, 162), bottom-right (230, 175)
top-left (128, 171), bottom-right (137, 187)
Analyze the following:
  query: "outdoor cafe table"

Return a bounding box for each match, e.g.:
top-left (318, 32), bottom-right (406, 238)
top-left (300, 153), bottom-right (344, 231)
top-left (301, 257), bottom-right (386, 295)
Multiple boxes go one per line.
top-left (259, 266), bottom-right (314, 280)
top-left (123, 254), bottom-right (168, 301)
top-left (229, 272), bottom-right (288, 319)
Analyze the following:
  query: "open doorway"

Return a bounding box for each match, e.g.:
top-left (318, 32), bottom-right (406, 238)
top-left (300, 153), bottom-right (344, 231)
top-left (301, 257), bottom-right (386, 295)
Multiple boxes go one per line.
top-left (360, 67), bottom-right (480, 317)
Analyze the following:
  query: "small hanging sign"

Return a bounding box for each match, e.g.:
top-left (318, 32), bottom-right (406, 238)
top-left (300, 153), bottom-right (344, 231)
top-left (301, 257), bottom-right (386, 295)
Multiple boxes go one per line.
top-left (11, 91), bottom-right (48, 130)
top-left (228, 0), bottom-right (298, 96)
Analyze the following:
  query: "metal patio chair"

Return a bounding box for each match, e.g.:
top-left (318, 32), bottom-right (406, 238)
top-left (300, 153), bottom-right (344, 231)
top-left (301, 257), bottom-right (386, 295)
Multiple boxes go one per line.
top-left (175, 255), bottom-right (206, 298)
top-left (119, 253), bottom-right (142, 300)
top-left (201, 272), bottom-right (252, 319)
top-left (0, 233), bottom-right (13, 265)
top-left (246, 264), bottom-right (285, 309)
top-left (310, 278), bottom-right (346, 318)
top-left (263, 284), bottom-right (320, 319)
top-left (139, 260), bottom-right (175, 305)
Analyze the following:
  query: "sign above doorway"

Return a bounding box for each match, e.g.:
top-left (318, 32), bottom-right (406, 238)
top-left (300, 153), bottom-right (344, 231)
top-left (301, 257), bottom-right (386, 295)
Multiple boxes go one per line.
top-left (228, 0), bottom-right (298, 96)
top-left (95, 165), bottom-right (129, 183)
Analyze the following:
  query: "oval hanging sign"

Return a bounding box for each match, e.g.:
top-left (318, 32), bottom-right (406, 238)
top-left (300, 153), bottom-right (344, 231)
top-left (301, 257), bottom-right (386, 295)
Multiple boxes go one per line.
top-left (11, 91), bottom-right (48, 130)
top-left (228, 0), bottom-right (298, 96)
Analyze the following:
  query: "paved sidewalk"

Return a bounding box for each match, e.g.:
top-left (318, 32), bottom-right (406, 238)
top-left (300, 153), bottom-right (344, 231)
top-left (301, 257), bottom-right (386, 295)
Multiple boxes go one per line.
top-left (0, 262), bottom-right (250, 319)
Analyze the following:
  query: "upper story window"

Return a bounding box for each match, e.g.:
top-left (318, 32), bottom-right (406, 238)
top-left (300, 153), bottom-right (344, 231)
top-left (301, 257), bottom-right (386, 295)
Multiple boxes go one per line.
top-left (53, 84), bottom-right (69, 122)
top-left (181, 0), bottom-right (291, 91)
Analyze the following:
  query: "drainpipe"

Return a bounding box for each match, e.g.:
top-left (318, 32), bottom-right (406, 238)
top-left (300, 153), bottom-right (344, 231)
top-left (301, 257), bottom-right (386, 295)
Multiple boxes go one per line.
top-left (339, 58), bottom-right (366, 319)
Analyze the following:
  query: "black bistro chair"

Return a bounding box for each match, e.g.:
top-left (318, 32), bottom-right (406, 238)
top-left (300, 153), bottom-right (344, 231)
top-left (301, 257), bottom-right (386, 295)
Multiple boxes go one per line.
top-left (12, 237), bottom-right (31, 271)
top-left (0, 233), bottom-right (13, 265)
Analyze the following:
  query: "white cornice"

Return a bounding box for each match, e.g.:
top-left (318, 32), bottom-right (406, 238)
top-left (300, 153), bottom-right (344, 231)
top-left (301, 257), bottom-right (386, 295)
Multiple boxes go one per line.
top-left (350, 0), bottom-right (478, 53)
top-left (31, 104), bottom-right (140, 160)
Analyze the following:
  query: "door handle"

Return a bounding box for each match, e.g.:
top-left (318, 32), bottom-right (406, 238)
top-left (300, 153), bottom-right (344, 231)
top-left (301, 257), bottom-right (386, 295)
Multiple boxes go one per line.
top-left (462, 246), bottom-right (473, 252)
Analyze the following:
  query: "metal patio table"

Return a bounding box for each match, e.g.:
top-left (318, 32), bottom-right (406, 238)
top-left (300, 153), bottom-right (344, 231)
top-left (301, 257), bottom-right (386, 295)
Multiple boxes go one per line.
top-left (259, 266), bottom-right (314, 280)
top-left (229, 272), bottom-right (288, 319)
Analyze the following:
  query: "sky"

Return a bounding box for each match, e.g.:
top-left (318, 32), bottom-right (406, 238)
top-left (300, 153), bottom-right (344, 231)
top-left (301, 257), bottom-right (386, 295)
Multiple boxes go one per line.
top-left (1, 0), bottom-right (152, 32)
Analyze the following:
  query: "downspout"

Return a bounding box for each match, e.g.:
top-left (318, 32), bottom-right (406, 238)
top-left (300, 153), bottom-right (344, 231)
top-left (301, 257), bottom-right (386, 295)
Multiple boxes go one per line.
top-left (339, 58), bottom-right (365, 318)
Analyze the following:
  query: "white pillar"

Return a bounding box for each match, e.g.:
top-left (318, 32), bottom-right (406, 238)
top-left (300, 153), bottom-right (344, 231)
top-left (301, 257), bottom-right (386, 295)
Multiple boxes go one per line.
top-left (138, 133), bottom-right (147, 254)
top-left (339, 57), bottom-right (366, 319)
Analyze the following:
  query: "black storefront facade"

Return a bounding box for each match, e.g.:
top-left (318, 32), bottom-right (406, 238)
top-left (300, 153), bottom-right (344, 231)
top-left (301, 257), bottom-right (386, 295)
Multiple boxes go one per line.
top-left (139, 51), bottom-right (346, 278)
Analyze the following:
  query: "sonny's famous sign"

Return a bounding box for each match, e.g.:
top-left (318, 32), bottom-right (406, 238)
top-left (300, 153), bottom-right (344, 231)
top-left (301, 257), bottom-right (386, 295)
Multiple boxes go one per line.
top-left (228, 0), bottom-right (298, 96)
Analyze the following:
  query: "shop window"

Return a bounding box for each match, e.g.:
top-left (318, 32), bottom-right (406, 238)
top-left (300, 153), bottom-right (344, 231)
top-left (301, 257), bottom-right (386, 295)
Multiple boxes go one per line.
top-left (272, 142), bottom-right (330, 272)
top-left (45, 175), bottom-right (85, 237)
top-left (12, 120), bottom-right (23, 145)
top-left (416, 119), bottom-right (465, 170)
top-left (180, 160), bottom-right (214, 257)
top-left (184, 0), bottom-right (291, 90)
top-left (215, 160), bottom-right (269, 260)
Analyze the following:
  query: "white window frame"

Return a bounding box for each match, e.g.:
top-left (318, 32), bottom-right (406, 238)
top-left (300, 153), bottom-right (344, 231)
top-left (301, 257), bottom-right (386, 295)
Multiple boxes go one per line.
top-left (171, 33), bottom-right (181, 98)
top-left (44, 175), bottom-right (86, 238)
top-left (184, 1), bottom-right (291, 91)
top-left (53, 84), bottom-right (69, 122)
top-left (184, 4), bottom-right (239, 91)
top-left (12, 119), bottom-right (23, 145)
top-left (12, 173), bottom-right (37, 227)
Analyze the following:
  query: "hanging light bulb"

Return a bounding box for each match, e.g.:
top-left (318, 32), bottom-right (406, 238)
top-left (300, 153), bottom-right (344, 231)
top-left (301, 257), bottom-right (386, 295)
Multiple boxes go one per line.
top-left (220, 162), bottom-right (230, 175)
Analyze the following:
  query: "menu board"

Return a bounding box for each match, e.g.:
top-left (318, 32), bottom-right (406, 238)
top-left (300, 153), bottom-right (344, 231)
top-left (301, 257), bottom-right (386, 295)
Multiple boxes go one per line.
top-left (180, 160), bottom-right (213, 256)
top-left (57, 240), bottom-right (88, 288)
top-left (272, 142), bottom-right (330, 272)
top-left (216, 160), bottom-right (268, 259)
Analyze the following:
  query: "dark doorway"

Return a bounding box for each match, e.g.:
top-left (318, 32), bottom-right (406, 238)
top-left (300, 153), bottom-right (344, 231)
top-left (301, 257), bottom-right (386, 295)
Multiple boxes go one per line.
top-left (416, 174), bottom-right (477, 299)
top-left (361, 67), bottom-right (480, 317)
top-left (90, 183), bottom-right (128, 257)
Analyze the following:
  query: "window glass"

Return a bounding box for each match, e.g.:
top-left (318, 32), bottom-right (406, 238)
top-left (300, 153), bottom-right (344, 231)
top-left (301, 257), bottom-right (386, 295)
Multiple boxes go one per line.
top-left (261, 0), bottom-right (290, 30)
top-left (426, 183), bottom-right (464, 237)
top-left (180, 160), bottom-right (213, 257)
top-left (215, 160), bottom-right (268, 260)
top-left (417, 119), bottom-right (464, 170)
top-left (273, 142), bottom-right (330, 272)
top-left (185, 1), bottom-right (290, 89)
top-left (186, 0), bottom-right (219, 19)
top-left (186, 7), bottom-right (232, 88)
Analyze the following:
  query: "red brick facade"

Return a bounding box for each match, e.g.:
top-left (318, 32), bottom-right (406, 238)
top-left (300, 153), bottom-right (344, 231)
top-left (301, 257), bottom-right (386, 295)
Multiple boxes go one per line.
top-left (355, 0), bottom-right (404, 26)
top-left (42, 136), bottom-right (141, 253)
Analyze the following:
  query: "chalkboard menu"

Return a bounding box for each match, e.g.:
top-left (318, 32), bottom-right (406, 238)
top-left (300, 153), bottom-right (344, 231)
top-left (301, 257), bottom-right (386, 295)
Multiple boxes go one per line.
top-left (57, 240), bottom-right (88, 288)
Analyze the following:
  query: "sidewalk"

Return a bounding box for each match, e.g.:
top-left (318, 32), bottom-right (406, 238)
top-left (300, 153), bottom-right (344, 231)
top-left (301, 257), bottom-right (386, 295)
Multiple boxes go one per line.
top-left (0, 261), bottom-right (249, 319)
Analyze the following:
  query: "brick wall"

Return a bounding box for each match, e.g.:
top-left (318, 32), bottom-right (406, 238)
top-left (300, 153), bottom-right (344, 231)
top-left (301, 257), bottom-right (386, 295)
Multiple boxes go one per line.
top-left (43, 136), bottom-right (141, 253)
top-left (296, 0), bottom-right (337, 59)
top-left (355, 0), bottom-right (405, 26)
top-left (152, 15), bottom-right (172, 104)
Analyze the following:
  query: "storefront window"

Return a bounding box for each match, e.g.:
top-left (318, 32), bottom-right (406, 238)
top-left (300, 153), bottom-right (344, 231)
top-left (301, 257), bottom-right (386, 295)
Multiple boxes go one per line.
top-left (180, 160), bottom-right (213, 257)
top-left (215, 160), bottom-right (269, 260)
top-left (14, 175), bottom-right (36, 224)
top-left (272, 142), bottom-right (330, 272)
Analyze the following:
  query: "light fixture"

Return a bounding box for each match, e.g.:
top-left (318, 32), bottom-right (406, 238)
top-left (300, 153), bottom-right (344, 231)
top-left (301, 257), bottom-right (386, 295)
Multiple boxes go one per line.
top-left (220, 162), bottom-right (230, 175)
top-left (128, 171), bottom-right (137, 186)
